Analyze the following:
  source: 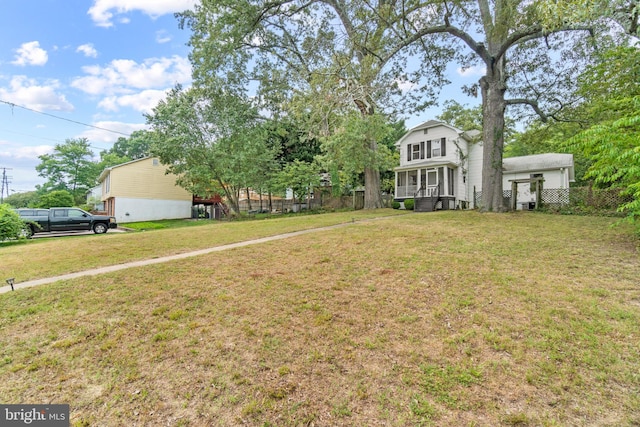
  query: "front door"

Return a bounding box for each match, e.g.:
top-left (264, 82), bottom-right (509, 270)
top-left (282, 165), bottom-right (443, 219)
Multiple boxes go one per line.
top-left (427, 170), bottom-right (438, 196)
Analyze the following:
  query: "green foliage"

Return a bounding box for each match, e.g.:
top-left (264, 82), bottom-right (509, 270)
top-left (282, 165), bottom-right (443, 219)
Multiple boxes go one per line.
top-left (273, 160), bottom-right (321, 203)
top-left (177, 0), bottom-right (453, 209)
top-left (559, 46), bottom-right (640, 225)
top-left (403, 199), bottom-right (414, 210)
top-left (566, 98), bottom-right (640, 222)
top-left (320, 112), bottom-right (396, 188)
top-left (107, 130), bottom-right (153, 160)
top-left (437, 100), bottom-right (483, 131)
top-left (147, 85), bottom-right (278, 216)
top-left (0, 204), bottom-right (27, 241)
top-left (34, 190), bottom-right (75, 209)
top-left (2, 191), bottom-right (39, 208)
top-left (262, 117), bottom-right (321, 165)
top-left (35, 138), bottom-right (100, 204)
top-left (392, 201), bottom-right (400, 209)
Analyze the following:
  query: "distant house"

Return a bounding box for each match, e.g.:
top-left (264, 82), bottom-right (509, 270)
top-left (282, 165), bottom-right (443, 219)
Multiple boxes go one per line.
top-left (98, 157), bottom-right (221, 223)
top-left (394, 120), bottom-right (575, 211)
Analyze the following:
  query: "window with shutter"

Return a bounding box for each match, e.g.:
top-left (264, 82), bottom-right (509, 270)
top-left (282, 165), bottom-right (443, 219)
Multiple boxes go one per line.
top-left (412, 144), bottom-right (421, 160)
top-left (432, 139), bottom-right (441, 157)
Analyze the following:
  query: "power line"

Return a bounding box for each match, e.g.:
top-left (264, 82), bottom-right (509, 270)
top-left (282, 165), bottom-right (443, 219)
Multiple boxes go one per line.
top-left (0, 99), bottom-right (133, 137)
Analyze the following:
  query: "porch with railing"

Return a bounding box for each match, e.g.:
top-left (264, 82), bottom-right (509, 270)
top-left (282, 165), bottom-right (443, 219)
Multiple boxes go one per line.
top-left (395, 185), bottom-right (418, 198)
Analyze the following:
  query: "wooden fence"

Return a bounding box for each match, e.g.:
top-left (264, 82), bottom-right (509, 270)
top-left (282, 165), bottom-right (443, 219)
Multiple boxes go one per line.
top-left (237, 192), bottom-right (393, 214)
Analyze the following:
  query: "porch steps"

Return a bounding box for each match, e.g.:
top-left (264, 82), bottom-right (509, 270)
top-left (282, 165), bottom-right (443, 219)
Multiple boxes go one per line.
top-left (415, 197), bottom-right (438, 212)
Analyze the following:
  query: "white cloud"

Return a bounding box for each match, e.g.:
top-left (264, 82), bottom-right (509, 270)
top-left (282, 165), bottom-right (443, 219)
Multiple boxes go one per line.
top-left (71, 56), bottom-right (192, 96)
top-left (457, 65), bottom-right (486, 77)
top-left (77, 43), bottom-right (98, 58)
top-left (98, 89), bottom-right (170, 113)
top-left (0, 76), bottom-right (74, 112)
top-left (11, 41), bottom-right (48, 66)
top-left (88, 0), bottom-right (198, 27)
top-left (77, 121), bottom-right (148, 144)
top-left (0, 143), bottom-right (53, 160)
top-left (156, 30), bottom-right (172, 44)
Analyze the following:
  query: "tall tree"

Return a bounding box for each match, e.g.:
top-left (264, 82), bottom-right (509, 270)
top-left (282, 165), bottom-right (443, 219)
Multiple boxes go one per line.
top-left (320, 111), bottom-right (396, 192)
top-left (147, 85), bottom-right (277, 216)
top-left (35, 138), bottom-right (100, 203)
top-left (178, 1), bottom-right (449, 209)
top-left (565, 45), bottom-right (640, 220)
top-left (397, 1), bottom-right (610, 210)
top-left (108, 130), bottom-right (153, 160)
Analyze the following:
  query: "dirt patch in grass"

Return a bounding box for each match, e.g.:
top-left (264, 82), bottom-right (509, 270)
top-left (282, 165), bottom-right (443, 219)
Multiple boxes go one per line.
top-left (1, 211), bottom-right (639, 426)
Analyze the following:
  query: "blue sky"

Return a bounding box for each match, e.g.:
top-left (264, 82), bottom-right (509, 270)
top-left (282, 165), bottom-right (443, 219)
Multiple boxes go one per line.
top-left (0, 0), bottom-right (481, 193)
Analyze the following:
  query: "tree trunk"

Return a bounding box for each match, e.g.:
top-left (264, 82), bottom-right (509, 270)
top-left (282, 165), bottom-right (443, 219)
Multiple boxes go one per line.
top-left (479, 61), bottom-right (508, 212)
top-left (364, 166), bottom-right (383, 209)
top-left (246, 187), bottom-right (252, 211)
top-left (356, 100), bottom-right (384, 210)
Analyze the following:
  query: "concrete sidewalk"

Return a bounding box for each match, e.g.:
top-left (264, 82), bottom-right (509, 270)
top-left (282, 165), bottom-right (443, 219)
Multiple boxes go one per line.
top-left (1, 218), bottom-right (374, 294)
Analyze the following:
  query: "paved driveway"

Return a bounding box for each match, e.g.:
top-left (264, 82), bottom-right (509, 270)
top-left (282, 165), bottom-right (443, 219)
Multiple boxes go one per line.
top-left (32, 228), bottom-right (126, 238)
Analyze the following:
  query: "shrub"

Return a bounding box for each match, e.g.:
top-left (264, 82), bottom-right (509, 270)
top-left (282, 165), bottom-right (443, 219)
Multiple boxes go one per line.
top-left (403, 199), bottom-right (415, 210)
top-left (392, 201), bottom-right (401, 209)
top-left (0, 203), bottom-right (27, 241)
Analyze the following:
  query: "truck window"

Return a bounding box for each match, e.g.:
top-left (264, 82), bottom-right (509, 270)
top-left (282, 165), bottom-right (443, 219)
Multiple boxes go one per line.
top-left (19, 210), bottom-right (34, 216)
top-left (68, 209), bottom-right (86, 218)
top-left (37, 210), bottom-right (49, 216)
top-left (52, 209), bottom-right (67, 217)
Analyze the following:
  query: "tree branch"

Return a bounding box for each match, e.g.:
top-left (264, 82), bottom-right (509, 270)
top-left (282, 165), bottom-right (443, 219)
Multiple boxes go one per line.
top-left (505, 98), bottom-right (548, 122)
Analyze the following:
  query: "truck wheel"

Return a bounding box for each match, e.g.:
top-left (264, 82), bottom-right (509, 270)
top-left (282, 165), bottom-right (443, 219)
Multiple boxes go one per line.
top-left (19, 225), bottom-right (34, 239)
top-left (93, 223), bottom-right (108, 234)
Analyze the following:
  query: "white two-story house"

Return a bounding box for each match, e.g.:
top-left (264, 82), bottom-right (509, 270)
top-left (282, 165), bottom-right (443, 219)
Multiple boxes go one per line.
top-left (394, 120), bottom-right (575, 210)
top-left (394, 120), bottom-right (482, 210)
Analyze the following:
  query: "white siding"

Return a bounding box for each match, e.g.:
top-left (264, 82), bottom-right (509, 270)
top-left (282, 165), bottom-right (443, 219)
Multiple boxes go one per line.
top-left (455, 166), bottom-right (468, 204)
top-left (502, 170), bottom-right (565, 190)
top-left (114, 197), bottom-right (192, 223)
top-left (466, 142), bottom-right (484, 207)
top-left (399, 126), bottom-right (458, 167)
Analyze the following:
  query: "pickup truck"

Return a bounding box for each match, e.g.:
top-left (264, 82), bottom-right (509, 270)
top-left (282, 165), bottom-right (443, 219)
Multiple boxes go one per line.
top-left (15, 207), bottom-right (118, 236)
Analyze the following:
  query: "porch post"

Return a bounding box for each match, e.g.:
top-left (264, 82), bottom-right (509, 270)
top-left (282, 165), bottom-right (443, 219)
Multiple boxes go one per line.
top-left (394, 171), bottom-right (398, 198)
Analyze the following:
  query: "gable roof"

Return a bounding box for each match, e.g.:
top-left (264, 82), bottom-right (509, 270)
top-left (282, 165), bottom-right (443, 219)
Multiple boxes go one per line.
top-left (395, 120), bottom-right (481, 147)
top-left (503, 153), bottom-right (575, 181)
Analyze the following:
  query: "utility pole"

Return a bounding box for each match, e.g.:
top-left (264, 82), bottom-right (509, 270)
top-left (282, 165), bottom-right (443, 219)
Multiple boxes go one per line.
top-left (0, 167), bottom-right (12, 204)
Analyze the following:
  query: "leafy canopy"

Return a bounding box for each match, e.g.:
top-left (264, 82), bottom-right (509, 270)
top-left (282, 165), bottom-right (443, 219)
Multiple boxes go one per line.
top-left (147, 85), bottom-right (277, 216)
top-left (35, 138), bottom-right (100, 203)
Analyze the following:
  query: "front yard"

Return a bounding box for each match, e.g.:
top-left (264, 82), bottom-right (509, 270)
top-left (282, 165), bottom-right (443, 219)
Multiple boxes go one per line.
top-left (1, 211), bottom-right (639, 425)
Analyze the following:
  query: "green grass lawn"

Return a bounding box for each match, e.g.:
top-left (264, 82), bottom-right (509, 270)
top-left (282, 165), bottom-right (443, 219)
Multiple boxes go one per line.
top-left (1, 210), bottom-right (639, 426)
